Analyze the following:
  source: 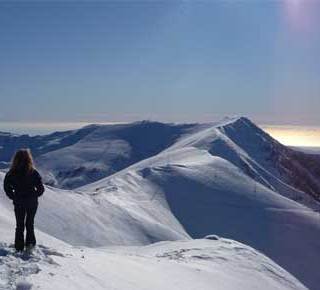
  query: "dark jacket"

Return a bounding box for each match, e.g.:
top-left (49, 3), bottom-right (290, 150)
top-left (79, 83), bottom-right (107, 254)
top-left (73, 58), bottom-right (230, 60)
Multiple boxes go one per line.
top-left (3, 169), bottom-right (45, 207)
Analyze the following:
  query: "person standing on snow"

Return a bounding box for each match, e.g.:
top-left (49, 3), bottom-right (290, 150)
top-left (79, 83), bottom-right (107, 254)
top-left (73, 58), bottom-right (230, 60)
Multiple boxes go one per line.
top-left (3, 149), bottom-right (45, 252)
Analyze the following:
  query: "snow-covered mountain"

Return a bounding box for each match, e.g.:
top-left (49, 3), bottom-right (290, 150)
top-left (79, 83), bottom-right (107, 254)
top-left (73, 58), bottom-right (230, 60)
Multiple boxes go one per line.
top-left (167, 117), bottom-right (320, 205)
top-left (1, 122), bottom-right (198, 188)
top-left (1, 117), bottom-right (320, 289)
top-left (1, 117), bottom-right (320, 205)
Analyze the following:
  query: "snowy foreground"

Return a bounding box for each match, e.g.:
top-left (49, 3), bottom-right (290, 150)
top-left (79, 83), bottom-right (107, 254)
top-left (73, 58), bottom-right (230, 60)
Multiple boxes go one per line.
top-left (0, 237), bottom-right (307, 290)
top-left (1, 117), bottom-right (320, 289)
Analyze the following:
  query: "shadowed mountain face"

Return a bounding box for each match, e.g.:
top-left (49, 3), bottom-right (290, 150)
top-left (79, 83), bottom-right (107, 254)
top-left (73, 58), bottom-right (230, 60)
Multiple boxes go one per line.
top-left (280, 150), bottom-right (320, 201)
top-left (211, 118), bottom-right (320, 202)
top-left (0, 117), bottom-right (320, 203)
top-left (218, 118), bottom-right (320, 202)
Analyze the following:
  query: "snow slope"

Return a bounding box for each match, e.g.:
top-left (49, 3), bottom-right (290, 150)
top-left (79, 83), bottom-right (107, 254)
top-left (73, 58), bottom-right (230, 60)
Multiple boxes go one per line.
top-left (1, 174), bottom-right (308, 289)
top-left (0, 237), bottom-right (307, 290)
top-left (80, 145), bottom-right (320, 289)
top-left (0, 172), bottom-right (188, 247)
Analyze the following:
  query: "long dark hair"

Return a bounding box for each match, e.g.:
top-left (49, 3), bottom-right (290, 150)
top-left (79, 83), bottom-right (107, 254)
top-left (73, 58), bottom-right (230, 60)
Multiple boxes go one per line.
top-left (10, 149), bottom-right (35, 175)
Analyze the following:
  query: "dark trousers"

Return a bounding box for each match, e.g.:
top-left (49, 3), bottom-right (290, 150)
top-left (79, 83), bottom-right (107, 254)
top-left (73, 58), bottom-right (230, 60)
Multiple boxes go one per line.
top-left (14, 204), bottom-right (38, 251)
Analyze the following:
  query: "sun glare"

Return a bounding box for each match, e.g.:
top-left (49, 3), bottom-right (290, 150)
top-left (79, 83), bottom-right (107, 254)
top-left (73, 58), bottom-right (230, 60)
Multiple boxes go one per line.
top-left (283, 0), bottom-right (314, 31)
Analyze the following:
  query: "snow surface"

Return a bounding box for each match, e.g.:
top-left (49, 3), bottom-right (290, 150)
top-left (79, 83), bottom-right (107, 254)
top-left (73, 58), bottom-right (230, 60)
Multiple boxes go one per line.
top-left (0, 237), bottom-right (307, 290)
top-left (0, 172), bottom-right (188, 247)
top-left (1, 117), bottom-right (320, 289)
top-left (80, 146), bottom-right (320, 289)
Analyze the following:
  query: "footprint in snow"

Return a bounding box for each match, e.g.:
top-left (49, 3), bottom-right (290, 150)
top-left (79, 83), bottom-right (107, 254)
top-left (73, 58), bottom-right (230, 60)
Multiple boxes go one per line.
top-left (0, 243), bottom-right (64, 290)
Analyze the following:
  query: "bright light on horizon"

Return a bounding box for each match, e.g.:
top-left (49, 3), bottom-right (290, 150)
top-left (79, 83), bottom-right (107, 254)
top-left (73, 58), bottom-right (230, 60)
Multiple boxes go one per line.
top-left (263, 125), bottom-right (320, 148)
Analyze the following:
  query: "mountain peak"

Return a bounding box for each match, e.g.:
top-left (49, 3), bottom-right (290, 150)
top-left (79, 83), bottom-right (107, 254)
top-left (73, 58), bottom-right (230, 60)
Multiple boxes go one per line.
top-left (217, 116), bottom-right (256, 129)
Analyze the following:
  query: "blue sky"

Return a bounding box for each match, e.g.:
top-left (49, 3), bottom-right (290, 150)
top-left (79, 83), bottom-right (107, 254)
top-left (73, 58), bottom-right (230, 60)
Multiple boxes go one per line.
top-left (0, 1), bottom-right (320, 125)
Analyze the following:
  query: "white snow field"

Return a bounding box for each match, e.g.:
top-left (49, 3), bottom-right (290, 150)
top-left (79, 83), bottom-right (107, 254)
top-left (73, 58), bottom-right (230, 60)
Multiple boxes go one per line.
top-left (1, 117), bottom-right (320, 289)
top-left (0, 233), bottom-right (308, 290)
top-left (79, 147), bottom-right (320, 290)
top-left (0, 187), bottom-right (308, 290)
top-left (0, 171), bottom-right (189, 247)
